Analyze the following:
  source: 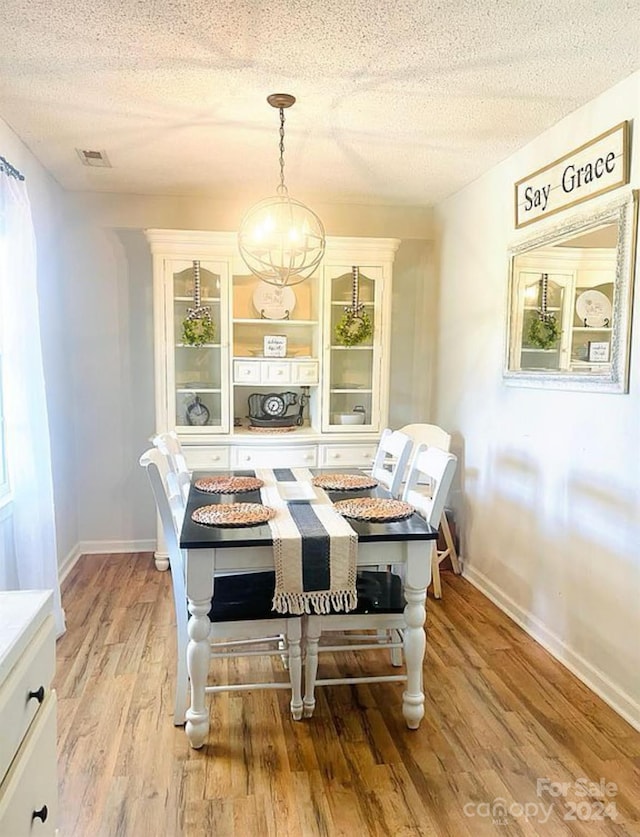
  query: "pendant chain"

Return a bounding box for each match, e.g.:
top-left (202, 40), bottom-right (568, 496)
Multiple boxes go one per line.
top-left (277, 108), bottom-right (288, 196)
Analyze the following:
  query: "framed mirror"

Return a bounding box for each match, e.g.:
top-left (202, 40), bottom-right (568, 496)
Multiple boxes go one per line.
top-left (505, 190), bottom-right (638, 392)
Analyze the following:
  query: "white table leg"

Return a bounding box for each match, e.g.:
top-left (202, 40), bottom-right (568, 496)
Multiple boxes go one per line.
top-left (154, 516), bottom-right (169, 571)
top-left (185, 548), bottom-right (215, 749)
top-left (402, 585), bottom-right (426, 728)
top-left (401, 540), bottom-right (429, 730)
top-left (185, 597), bottom-right (211, 748)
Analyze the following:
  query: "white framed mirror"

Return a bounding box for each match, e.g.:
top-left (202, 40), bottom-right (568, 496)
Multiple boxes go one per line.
top-left (504, 190), bottom-right (638, 392)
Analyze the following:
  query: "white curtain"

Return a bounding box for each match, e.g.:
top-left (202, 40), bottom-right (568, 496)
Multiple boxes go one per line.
top-left (0, 167), bottom-right (65, 635)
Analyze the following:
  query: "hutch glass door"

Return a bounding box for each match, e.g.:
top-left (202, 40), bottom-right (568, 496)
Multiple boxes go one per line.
top-left (168, 259), bottom-right (230, 433)
top-left (323, 266), bottom-right (383, 432)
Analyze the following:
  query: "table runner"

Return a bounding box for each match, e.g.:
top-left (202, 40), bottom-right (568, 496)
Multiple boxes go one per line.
top-left (255, 468), bottom-right (358, 615)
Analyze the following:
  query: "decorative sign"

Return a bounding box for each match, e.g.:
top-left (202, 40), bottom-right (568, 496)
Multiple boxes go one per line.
top-left (588, 341), bottom-right (610, 363)
top-left (263, 334), bottom-right (287, 357)
top-left (515, 122), bottom-right (629, 229)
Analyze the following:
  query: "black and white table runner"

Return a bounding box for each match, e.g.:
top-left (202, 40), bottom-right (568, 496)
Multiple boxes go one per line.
top-left (256, 468), bottom-right (357, 615)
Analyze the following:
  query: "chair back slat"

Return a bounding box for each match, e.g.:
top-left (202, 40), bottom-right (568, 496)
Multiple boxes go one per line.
top-left (371, 428), bottom-right (413, 497)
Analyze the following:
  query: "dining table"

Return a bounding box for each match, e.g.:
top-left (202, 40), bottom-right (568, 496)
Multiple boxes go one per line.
top-left (179, 467), bottom-right (438, 749)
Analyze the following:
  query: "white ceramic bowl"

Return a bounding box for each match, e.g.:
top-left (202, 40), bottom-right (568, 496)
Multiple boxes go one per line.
top-left (335, 413), bottom-right (365, 425)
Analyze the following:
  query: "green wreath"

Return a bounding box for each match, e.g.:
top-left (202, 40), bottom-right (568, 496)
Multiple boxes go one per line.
top-left (527, 314), bottom-right (560, 349)
top-left (182, 316), bottom-right (216, 347)
top-left (335, 310), bottom-right (373, 347)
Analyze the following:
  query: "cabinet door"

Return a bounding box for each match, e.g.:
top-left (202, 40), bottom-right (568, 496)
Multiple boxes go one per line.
top-left (512, 271), bottom-right (574, 371)
top-left (322, 265), bottom-right (387, 432)
top-left (165, 259), bottom-right (230, 434)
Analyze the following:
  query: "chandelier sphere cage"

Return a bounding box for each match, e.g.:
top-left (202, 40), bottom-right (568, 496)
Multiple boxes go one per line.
top-left (238, 94), bottom-right (326, 288)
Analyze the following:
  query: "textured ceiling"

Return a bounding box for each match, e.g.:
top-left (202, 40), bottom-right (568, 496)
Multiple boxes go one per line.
top-left (0, 1), bottom-right (638, 206)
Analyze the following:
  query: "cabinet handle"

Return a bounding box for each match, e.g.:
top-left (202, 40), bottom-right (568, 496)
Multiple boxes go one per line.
top-left (32, 806), bottom-right (49, 823)
top-left (244, 455), bottom-right (252, 462)
top-left (28, 685), bottom-right (45, 704)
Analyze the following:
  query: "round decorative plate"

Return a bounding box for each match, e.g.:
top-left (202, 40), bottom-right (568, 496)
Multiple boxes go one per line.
top-left (312, 473), bottom-right (379, 491)
top-left (333, 498), bottom-right (415, 523)
top-left (191, 503), bottom-right (276, 528)
top-left (194, 476), bottom-right (264, 494)
top-left (575, 290), bottom-right (612, 328)
top-left (252, 282), bottom-right (296, 320)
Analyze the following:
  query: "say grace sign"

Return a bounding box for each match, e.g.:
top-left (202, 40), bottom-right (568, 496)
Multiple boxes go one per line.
top-left (514, 121), bottom-right (629, 229)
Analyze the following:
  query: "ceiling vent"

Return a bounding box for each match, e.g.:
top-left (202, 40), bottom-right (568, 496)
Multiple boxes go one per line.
top-left (76, 148), bottom-right (111, 168)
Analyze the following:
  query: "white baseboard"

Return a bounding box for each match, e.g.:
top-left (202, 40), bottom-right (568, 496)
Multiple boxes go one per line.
top-left (58, 540), bottom-right (155, 583)
top-left (462, 563), bottom-right (640, 733)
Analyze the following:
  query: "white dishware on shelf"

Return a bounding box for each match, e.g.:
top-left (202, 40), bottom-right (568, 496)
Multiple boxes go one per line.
top-left (335, 413), bottom-right (366, 425)
top-left (575, 289), bottom-right (612, 328)
top-left (252, 282), bottom-right (296, 320)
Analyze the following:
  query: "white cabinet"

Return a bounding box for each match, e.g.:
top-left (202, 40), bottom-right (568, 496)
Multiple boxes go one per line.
top-left (147, 230), bottom-right (399, 460)
top-left (0, 591), bottom-right (57, 836)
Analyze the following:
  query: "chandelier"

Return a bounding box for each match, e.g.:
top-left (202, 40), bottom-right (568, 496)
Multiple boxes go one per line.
top-left (238, 94), bottom-right (325, 287)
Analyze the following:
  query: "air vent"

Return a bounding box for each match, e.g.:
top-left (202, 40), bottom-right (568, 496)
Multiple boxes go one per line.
top-left (76, 148), bottom-right (111, 168)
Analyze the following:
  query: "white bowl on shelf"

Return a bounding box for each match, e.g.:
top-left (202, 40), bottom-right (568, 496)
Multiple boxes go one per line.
top-left (335, 413), bottom-right (365, 425)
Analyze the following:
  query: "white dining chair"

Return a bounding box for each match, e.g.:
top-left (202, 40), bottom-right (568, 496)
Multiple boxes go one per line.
top-left (370, 428), bottom-right (413, 497)
top-left (398, 423), bottom-right (461, 595)
top-left (139, 447), bottom-right (303, 726)
top-left (302, 444), bottom-right (457, 719)
top-left (152, 430), bottom-right (191, 504)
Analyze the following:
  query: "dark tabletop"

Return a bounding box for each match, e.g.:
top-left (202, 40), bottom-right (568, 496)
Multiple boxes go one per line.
top-left (180, 469), bottom-right (438, 549)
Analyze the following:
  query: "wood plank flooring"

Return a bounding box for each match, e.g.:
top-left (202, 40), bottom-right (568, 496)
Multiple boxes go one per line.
top-left (54, 553), bottom-right (640, 836)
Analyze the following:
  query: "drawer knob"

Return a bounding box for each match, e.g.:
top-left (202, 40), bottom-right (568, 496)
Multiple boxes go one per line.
top-left (32, 805), bottom-right (49, 823)
top-left (28, 685), bottom-right (45, 704)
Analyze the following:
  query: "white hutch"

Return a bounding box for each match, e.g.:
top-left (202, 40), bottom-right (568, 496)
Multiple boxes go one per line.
top-left (147, 230), bottom-right (400, 474)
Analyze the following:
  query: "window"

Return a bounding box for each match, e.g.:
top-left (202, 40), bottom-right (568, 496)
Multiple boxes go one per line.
top-left (0, 229), bottom-right (8, 502)
top-left (0, 355), bottom-right (7, 501)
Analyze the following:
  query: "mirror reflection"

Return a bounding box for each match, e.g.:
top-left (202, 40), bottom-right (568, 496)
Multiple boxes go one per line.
top-left (505, 192), bottom-right (637, 392)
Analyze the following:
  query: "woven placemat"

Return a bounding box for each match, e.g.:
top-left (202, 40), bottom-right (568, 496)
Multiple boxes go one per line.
top-left (312, 473), bottom-right (379, 491)
top-left (334, 498), bottom-right (414, 523)
top-left (194, 475), bottom-right (264, 494)
top-left (191, 503), bottom-right (276, 528)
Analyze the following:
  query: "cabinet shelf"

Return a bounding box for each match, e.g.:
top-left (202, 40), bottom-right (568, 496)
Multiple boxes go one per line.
top-left (174, 296), bottom-right (220, 303)
top-left (572, 326), bottom-right (612, 332)
top-left (175, 343), bottom-right (222, 349)
top-left (329, 345), bottom-right (373, 351)
top-left (330, 301), bottom-right (374, 307)
top-left (233, 318), bottom-right (319, 325)
top-left (176, 387), bottom-right (222, 393)
top-left (330, 388), bottom-right (372, 394)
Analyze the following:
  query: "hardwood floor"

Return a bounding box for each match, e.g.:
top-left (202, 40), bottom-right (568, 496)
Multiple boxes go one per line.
top-left (54, 553), bottom-right (640, 836)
